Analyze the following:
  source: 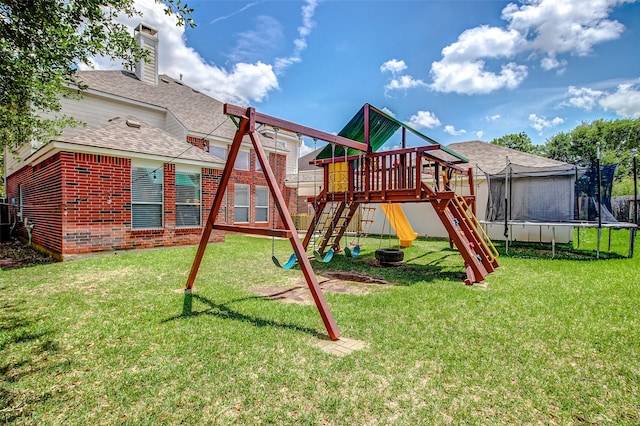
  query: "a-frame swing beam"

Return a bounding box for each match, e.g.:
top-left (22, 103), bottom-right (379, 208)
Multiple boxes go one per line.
top-left (223, 103), bottom-right (369, 152)
top-left (186, 105), bottom-right (353, 341)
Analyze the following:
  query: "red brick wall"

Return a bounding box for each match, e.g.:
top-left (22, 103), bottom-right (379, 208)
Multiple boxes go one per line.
top-left (7, 152), bottom-right (225, 258)
top-left (5, 153), bottom-right (64, 253)
top-left (228, 149), bottom-right (288, 229)
top-left (6, 142), bottom-right (294, 258)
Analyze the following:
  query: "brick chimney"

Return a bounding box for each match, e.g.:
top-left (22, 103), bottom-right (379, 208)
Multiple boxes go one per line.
top-left (134, 23), bottom-right (159, 85)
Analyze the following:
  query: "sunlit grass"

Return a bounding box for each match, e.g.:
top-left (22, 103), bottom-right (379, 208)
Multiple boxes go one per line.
top-left (1, 234), bottom-right (639, 424)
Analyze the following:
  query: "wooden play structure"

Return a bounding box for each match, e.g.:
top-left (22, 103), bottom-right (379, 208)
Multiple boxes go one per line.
top-left (186, 103), bottom-right (499, 341)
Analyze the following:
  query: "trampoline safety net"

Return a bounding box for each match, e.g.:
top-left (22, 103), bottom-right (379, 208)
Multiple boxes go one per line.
top-left (486, 163), bottom-right (618, 223)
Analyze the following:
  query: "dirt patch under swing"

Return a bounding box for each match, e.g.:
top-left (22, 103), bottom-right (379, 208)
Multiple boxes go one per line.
top-left (250, 271), bottom-right (389, 305)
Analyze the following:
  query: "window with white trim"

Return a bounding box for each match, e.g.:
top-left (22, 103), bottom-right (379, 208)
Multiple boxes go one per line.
top-left (255, 154), bottom-right (263, 172)
top-left (176, 170), bottom-right (201, 227)
top-left (255, 186), bottom-right (269, 223)
top-left (209, 145), bottom-right (227, 161)
top-left (131, 166), bottom-right (163, 229)
top-left (234, 184), bottom-right (249, 223)
top-left (234, 150), bottom-right (250, 170)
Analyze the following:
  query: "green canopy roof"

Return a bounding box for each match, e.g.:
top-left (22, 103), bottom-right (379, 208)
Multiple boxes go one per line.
top-left (315, 104), bottom-right (467, 163)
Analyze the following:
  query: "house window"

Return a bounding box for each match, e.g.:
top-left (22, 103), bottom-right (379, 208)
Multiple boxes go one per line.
top-left (255, 154), bottom-right (263, 172)
top-left (234, 184), bottom-right (249, 223)
top-left (131, 166), bottom-right (163, 229)
top-left (255, 186), bottom-right (269, 223)
top-left (234, 150), bottom-right (250, 170)
top-left (209, 145), bottom-right (227, 161)
top-left (176, 170), bottom-right (201, 227)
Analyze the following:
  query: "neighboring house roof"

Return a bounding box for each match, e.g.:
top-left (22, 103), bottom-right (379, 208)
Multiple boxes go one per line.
top-left (72, 70), bottom-right (238, 139)
top-left (447, 140), bottom-right (572, 175)
top-left (298, 147), bottom-right (323, 172)
top-left (52, 116), bottom-right (225, 165)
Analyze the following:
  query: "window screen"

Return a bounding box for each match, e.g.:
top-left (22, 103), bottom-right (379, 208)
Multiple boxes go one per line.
top-left (209, 145), bottom-right (227, 161)
top-left (234, 151), bottom-right (250, 170)
top-left (255, 186), bottom-right (269, 222)
top-left (131, 167), bottom-right (163, 229)
top-left (176, 171), bottom-right (201, 227)
top-left (234, 184), bottom-right (249, 223)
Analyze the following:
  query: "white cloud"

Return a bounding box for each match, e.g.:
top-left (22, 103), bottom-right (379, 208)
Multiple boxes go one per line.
top-left (599, 83), bottom-right (640, 117)
top-left (430, 0), bottom-right (630, 95)
top-left (561, 82), bottom-right (640, 117)
top-left (381, 107), bottom-right (396, 117)
top-left (211, 2), bottom-right (259, 24)
top-left (381, 58), bottom-right (426, 96)
top-left (503, 0), bottom-right (625, 57)
top-left (485, 114), bottom-right (501, 121)
top-left (274, 0), bottom-right (319, 74)
top-left (540, 56), bottom-right (568, 72)
top-left (430, 60), bottom-right (527, 94)
top-left (299, 141), bottom-right (314, 157)
top-left (80, 0), bottom-right (322, 105)
top-left (565, 85), bottom-right (605, 110)
top-left (440, 25), bottom-right (523, 62)
top-left (476, 130), bottom-right (484, 139)
top-left (380, 59), bottom-right (407, 74)
top-left (444, 125), bottom-right (467, 136)
top-left (430, 25), bottom-right (527, 94)
top-left (227, 15), bottom-right (284, 64)
top-left (407, 111), bottom-right (441, 129)
top-left (384, 75), bottom-right (427, 92)
top-left (529, 114), bottom-right (564, 132)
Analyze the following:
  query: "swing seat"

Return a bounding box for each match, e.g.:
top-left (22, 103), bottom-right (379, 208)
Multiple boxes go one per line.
top-left (272, 253), bottom-right (297, 269)
top-left (344, 244), bottom-right (361, 258)
top-left (313, 248), bottom-right (335, 263)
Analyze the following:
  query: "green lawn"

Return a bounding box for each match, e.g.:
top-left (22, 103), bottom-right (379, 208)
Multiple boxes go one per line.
top-left (1, 233), bottom-right (639, 424)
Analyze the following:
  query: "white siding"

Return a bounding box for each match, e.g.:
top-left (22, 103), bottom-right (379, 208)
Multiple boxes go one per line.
top-left (5, 143), bottom-right (35, 176)
top-left (285, 139), bottom-right (299, 174)
top-left (165, 112), bottom-right (186, 140)
top-left (58, 93), bottom-right (166, 131)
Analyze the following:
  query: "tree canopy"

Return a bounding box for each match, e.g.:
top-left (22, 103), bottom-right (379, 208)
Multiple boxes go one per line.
top-left (0, 0), bottom-right (193, 155)
top-left (544, 118), bottom-right (640, 178)
top-left (490, 132), bottom-right (542, 156)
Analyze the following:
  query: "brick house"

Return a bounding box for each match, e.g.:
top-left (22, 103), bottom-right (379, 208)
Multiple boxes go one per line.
top-left (3, 23), bottom-right (300, 259)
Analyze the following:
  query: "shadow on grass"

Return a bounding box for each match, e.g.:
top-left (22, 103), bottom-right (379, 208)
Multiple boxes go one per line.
top-left (493, 241), bottom-right (630, 261)
top-left (0, 302), bottom-right (62, 423)
top-left (311, 248), bottom-right (467, 286)
top-left (163, 292), bottom-right (322, 338)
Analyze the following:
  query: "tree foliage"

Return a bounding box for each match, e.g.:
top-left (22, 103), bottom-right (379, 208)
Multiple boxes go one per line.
top-left (544, 118), bottom-right (640, 178)
top-left (490, 132), bottom-right (542, 155)
top-left (0, 0), bottom-right (193, 154)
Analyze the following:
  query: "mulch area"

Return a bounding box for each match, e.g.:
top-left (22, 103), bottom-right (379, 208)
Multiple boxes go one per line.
top-left (250, 271), bottom-right (389, 305)
top-left (0, 240), bottom-right (54, 269)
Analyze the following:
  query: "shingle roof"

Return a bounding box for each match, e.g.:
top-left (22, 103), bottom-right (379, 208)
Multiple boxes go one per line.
top-left (298, 147), bottom-right (324, 171)
top-left (56, 116), bottom-right (225, 165)
top-left (73, 70), bottom-right (238, 139)
top-left (447, 140), bottom-right (571, 174)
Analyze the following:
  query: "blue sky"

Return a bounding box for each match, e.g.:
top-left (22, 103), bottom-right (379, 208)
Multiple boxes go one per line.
top-left (88, 0), bottom-right (640, 155)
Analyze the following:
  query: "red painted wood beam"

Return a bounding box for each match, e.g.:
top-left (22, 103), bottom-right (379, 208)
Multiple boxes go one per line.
top-left (224, 103), bottom-right (368, 152)
top-left (186, 116), bottom-right (251, 290)
top-left (212, 224), bottom-right (292, 238)
top-left (250, 131), bottom-right (341, 340)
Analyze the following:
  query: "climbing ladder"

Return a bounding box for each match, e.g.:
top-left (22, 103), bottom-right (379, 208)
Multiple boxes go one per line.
top-left (304, 201), bottom-right (360, 255)
top-left (430, 193), bottom-right (499, 284)
top-left (359, 205), bottom-right (376, 237)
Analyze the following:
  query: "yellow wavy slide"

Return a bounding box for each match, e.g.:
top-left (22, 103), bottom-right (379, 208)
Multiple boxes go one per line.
top-left (380, 203), bottom-right (418, 247)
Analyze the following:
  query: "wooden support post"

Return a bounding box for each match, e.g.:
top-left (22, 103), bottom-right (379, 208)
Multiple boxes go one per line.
top-left (250, 129), bottom-right (341, 340)
top-left (186, 116), bottom-right (250, 290)
top-left (186, 108), bottom-right (340, 340)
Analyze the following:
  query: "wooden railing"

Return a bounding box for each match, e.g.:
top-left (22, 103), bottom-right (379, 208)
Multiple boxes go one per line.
top-left (322, 146), bottom-right (470, 201)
